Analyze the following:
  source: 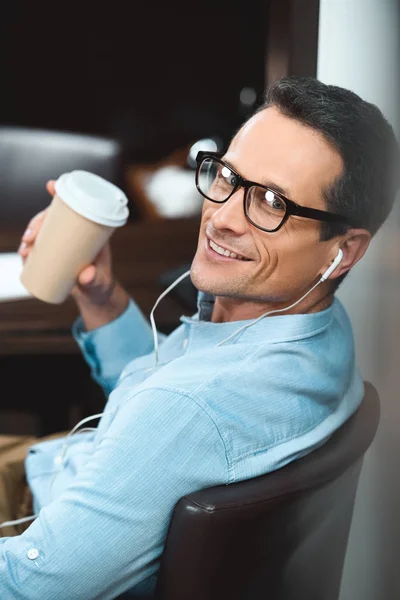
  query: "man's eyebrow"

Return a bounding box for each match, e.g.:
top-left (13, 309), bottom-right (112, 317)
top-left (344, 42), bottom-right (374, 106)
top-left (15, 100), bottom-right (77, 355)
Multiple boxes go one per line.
top-left (222, 156), bottom-right (290, 198)
top-left (260, 179), bottom-right (289, 197)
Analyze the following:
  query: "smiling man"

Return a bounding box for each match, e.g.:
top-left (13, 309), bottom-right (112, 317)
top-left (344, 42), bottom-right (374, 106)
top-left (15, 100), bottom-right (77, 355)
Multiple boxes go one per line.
top-left (1, 77), bottom-right (399, 599)
top-left (192, 104), bottom-right (356, 321)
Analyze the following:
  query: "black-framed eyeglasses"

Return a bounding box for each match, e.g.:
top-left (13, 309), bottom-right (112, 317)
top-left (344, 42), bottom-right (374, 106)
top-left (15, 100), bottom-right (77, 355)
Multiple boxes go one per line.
top-left (195, 151), bottom-right (349, 233)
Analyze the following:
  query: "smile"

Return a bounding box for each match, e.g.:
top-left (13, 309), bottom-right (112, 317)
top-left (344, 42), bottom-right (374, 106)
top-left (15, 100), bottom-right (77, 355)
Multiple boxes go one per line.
top-left (207, 237), bottom-right (250, 261)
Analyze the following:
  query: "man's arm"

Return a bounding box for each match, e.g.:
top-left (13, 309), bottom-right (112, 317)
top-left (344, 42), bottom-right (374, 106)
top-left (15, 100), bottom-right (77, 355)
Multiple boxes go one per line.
top-left (72, 282), bottom-right (163, 396)
top-left (0, 387), bottom-right (228, 599)
top-left (75, 279), bottom-right (131, 332)
top-left (19, 199), bottom-right (163, 396)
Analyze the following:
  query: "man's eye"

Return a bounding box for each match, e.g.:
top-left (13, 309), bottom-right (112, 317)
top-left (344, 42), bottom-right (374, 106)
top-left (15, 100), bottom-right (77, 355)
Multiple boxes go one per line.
top-left (221, 166), bottom-right (238, 187)
top-left (264, 190), bottom-right (285, 210)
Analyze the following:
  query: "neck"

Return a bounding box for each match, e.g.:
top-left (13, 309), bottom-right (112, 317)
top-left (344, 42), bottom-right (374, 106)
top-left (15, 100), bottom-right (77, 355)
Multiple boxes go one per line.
top-left (211, 283), bottom-right (334, 323)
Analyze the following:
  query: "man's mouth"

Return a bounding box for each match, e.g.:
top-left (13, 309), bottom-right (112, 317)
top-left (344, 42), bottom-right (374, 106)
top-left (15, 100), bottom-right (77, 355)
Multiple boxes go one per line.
top-left (207, 237), bottom-right (251, 261)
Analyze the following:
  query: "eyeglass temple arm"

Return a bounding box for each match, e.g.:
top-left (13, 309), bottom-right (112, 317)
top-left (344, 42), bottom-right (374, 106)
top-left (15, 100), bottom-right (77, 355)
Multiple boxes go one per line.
top-left (289, 203), bottom-right (348, 224)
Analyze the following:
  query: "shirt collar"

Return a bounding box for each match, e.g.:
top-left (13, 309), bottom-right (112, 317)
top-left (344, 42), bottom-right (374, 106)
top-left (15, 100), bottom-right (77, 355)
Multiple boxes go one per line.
top-left (196, 291), bottom-right (215, 321)
top-left (180, 290), bottom-right (336, 346)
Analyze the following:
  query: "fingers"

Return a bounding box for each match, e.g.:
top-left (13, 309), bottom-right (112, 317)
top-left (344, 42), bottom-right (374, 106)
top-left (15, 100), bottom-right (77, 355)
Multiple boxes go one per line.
top-left (19, 180), bottom-right (54, 260)
top-left (74, 244), bottom-right (112, 297)
top-left (18, 209), bottom-right (47, 259)
top-left (77, 265), bottom-right (96, 286)
top-left (22, 210), bottom-right (47, 240)
top-left (18, 242), bottom-right (29, 260)
top-left (46, 180), bottom-right (56, 196)
top-left (18, 179), bottom-right (54, 259)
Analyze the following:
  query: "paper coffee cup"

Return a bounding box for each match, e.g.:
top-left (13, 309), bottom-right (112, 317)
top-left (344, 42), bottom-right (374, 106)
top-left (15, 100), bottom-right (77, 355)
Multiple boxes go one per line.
top-left (20, 171), bottom-right (129, 304)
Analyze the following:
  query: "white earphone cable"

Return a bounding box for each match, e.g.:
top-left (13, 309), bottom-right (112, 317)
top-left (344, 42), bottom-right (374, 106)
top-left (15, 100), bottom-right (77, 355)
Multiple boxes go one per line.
top-left (150, 269), bottom-right (191, 367)
top-left (0, 514), bottom-right (38, 530)
top-left (217, 278), bottom-right (322, 347)
top-left (0, 416), bottom-right (110, 531)
top-left (1, 252), bottom-right (341, 533)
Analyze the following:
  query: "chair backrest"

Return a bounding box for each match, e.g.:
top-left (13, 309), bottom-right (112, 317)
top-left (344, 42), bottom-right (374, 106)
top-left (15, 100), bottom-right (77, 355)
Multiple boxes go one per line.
top-left (0, 126), bottom-right (129, 225)
top-left (155, 382), bottom-right (380, 600)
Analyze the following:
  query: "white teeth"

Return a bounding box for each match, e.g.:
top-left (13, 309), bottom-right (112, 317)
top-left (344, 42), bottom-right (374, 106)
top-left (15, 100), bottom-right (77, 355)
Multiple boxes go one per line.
top-left (209, 239), bottom-right (246, 260)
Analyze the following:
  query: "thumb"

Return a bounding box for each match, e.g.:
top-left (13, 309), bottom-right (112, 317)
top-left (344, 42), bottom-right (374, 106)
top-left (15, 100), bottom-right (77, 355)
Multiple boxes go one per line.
top-left (77, 265), bottom-right (96, 287)
top-left (46, 180), bottom-right (56, 196)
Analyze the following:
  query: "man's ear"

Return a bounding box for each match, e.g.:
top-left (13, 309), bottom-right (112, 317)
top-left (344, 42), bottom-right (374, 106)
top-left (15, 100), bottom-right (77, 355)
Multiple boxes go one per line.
top-left (330, 229), bottom-right (372, 280)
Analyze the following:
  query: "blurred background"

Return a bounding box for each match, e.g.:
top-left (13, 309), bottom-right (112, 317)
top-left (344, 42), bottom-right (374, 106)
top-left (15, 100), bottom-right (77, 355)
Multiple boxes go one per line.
top-left (0, 0), bottom-right (321, 427)
top-left (0, 0), bottom-right (320, 219)
top-left (0, 1), bottom-right (399, 599)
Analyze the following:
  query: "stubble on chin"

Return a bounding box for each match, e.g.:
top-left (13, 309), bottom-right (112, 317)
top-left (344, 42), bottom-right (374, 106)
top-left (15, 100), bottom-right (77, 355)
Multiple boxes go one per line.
top-left (190, 256), bottom-right (249, 299)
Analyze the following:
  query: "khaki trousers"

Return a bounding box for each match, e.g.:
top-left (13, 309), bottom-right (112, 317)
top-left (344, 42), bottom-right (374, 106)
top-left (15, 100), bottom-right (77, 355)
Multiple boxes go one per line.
top-left (0, 433), bottom-right (66, 537)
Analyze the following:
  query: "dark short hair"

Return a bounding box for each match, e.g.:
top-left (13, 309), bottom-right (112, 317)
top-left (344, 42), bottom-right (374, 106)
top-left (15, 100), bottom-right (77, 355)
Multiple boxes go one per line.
top-left (258, 77), bottom-right (399, 285)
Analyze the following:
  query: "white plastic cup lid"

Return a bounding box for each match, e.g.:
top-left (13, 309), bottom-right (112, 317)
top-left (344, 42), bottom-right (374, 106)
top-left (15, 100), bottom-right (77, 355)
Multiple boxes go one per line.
top-left (54, 170), bottom-right (129, 227)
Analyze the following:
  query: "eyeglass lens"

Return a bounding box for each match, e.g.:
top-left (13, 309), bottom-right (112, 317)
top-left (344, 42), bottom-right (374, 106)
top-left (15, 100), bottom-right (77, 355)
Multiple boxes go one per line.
top-left (197, 157), bottom-right (287, 231)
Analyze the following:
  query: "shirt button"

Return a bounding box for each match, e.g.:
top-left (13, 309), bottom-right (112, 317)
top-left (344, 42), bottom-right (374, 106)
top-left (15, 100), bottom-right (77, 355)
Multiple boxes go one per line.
top-left (27, 548), bottom-right (39, 560)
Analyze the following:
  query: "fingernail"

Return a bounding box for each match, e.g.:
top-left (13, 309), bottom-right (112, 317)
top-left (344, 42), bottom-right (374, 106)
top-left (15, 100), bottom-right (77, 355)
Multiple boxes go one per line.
top-left (19, 242), bottom-right (27, 251)
top-left (23, 229), bottom-right (32, 238)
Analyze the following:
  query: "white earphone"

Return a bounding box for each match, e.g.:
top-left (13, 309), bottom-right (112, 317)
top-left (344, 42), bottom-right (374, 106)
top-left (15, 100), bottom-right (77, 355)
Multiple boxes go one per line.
top-left (216, 247), bottom-right (345, 347)
top-left (320, 248), bottom-right (343, 282)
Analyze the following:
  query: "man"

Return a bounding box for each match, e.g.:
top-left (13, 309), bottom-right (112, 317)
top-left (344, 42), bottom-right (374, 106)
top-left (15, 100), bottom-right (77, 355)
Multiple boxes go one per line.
top-left (1, 77), bottom-right (398, 598)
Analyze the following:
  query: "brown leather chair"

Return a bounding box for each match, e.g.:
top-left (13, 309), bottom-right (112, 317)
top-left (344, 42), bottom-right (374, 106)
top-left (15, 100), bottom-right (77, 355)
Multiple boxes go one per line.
top-left (0, 126), bottom-right (134, 225)
top-left (154, 382), bottom-right (379, 600)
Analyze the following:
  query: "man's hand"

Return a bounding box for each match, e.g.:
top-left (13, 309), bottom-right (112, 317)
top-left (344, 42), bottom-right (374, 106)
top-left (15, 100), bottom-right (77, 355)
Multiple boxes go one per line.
top-left (18, 180), bottom-right (130, 330)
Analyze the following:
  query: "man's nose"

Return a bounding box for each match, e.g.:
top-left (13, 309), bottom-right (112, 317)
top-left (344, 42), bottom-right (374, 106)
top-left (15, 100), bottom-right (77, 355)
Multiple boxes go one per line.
top-left (210, 189), bottom-right (247, 233)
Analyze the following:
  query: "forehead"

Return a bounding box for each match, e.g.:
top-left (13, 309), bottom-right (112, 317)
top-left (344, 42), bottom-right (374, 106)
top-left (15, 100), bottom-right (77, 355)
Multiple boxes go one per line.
top-left (226, 106), bottom-right (343, 209)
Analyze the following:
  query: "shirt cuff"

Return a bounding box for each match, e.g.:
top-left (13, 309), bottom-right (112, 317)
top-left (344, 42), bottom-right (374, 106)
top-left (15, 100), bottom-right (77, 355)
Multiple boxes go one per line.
top-left (72, 299), bottom-right (155, 394)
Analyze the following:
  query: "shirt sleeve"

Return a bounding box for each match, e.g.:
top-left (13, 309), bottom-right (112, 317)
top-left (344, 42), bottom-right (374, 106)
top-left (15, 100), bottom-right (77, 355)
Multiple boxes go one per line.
top-left (0, 387), bottom-right (228, 600)
top-left (72, 299), bottom-right (166, 395)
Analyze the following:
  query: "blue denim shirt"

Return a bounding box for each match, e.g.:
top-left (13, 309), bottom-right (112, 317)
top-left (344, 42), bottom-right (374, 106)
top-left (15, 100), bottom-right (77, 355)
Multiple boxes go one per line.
top-left (0, 293), bottom-right (363, 599)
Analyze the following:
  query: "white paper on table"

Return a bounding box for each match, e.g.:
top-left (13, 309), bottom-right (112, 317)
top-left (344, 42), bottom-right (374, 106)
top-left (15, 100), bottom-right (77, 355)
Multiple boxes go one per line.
top-left (0, 253), bottom-right (32, 302)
